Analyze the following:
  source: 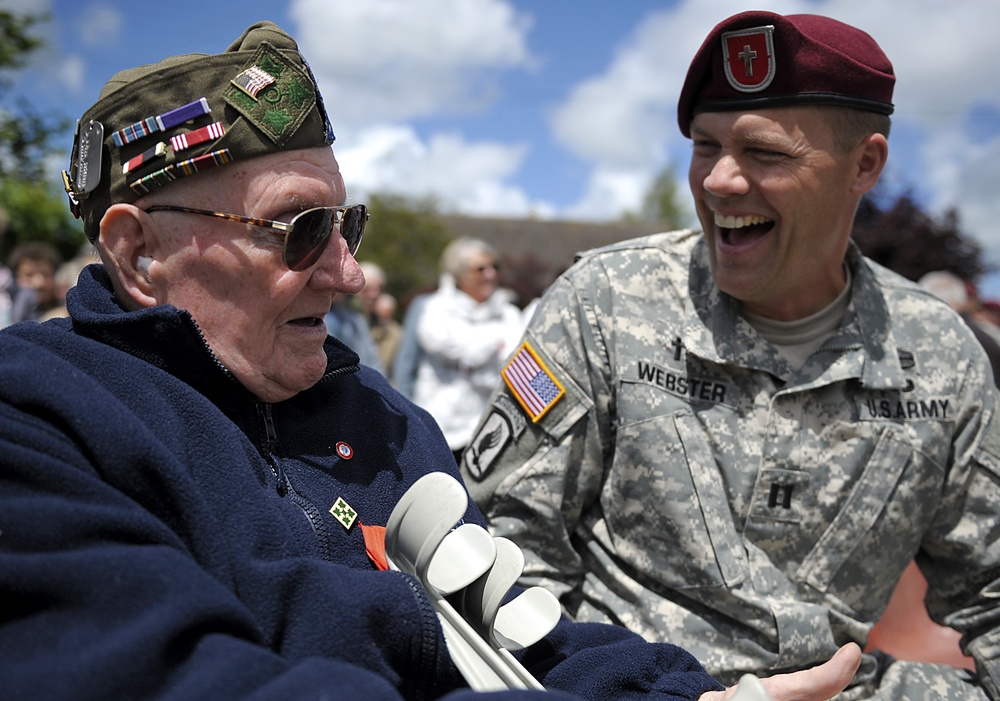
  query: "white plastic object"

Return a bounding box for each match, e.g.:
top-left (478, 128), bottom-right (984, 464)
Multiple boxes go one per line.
top-left (729, 674), bottom-right (772, 701)
top-left (426, 523), bottom-right (497, 595)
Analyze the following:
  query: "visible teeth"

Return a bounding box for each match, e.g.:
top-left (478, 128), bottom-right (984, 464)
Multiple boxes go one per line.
top-left (714, 212), bottom-right (769, 229)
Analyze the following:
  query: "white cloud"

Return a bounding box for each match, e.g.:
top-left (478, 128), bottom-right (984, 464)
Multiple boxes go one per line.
top-left (289, 0), bottom-right (536, 129)
top-left (53, 55), bottom-right (85, 94)
top-left (287, 0), bottom-right (545, 218)
top-left (819, 0), bottom-right (1000, 266)
top-left (76, 4), bottom-right (123, 48)
top-left (551, 0), bottom-right (1000, 234)
top-left (564, 168), bottom-right (651, 221)
top-left (335, 124), bottom-right (538, 217)
top-left (548, 0), bottom-right (810, 218)
top-left (945, 134), bottom-right (1000, 256)
top-left (548, 0), bottom-right (808, 172)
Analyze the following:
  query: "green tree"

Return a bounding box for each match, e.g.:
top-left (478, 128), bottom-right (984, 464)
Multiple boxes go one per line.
top-left (625, 165), bottom-right (692, 230)
top-left (358, 193), bottom-right (452, 309)
top-left (0, 8), bottom-right (84, 262)
top-left (0, 10), bottom-right (45, 70)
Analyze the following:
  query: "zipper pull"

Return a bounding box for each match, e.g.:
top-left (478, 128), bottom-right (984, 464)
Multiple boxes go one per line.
top-left (257, 403), bottom-right (288, 496)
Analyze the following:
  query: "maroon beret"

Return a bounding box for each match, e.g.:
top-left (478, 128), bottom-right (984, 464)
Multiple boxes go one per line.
top-left (677, 11), bottom-right (894, 137)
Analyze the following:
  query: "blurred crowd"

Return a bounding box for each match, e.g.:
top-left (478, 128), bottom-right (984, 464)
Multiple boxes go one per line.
top-left (6, 236), bottom-right (1000, 400)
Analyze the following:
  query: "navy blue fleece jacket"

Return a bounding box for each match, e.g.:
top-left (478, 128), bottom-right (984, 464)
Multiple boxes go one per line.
top-left (0, 265), bottom-right (722, 701)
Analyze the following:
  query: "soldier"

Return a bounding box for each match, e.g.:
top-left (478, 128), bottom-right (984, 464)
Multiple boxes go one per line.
top-left (462, 10), bottom-right (1000, 700)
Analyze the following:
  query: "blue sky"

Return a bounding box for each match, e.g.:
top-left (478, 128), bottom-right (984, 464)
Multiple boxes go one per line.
top-left (9, 0), bottom-right (1000, 295)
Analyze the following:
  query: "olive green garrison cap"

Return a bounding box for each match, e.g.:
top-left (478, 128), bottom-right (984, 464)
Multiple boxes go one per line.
top-left (62, 20), bottom-right (335, 241)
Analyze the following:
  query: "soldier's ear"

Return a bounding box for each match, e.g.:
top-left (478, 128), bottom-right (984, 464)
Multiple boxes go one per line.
top-left (850, 133), bottom-right (888, 197)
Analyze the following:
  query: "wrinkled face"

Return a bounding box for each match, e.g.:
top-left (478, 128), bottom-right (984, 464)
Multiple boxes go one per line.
top-left (688, 106), bottom-right (863, 320)
top-left (455, 250), bottom-right (500, 304)
top-left (142, 147), bottom-right (365, 402)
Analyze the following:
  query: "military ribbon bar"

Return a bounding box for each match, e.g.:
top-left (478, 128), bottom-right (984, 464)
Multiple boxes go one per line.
top-left (502, 341), bottom-right (565, 423)
top-left (129, 148), bottom-right (232, 195)
top-left (170, 121), bottom-right (226, 153)
top-left (111, 97), bottom-right (212, 146)
top-left (122, 142), bottom-right (167, 174)
top-left (173, 148), bottom-right (232, 176)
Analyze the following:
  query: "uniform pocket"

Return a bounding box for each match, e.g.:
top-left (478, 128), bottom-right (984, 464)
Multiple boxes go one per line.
top-left (604, 405), bottom-right (747, 589)
top-left (795, 424), bottom-right (926, 610)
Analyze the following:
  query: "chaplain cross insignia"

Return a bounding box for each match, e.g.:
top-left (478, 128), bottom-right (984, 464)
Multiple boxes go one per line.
top-left (330, 496), bottom-right (358, 530)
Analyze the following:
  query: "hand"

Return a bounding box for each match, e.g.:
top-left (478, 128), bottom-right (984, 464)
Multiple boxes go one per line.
top-left (699, 643), bottom-right (862, 701)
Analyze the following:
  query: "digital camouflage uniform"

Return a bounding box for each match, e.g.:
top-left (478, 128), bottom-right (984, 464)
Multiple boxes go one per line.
top-left (461, 230), bottom-right (1000, 700)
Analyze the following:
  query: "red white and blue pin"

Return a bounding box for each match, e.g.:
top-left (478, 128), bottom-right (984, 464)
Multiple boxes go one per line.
top-left (336, 441), bottom-right (354, 460)
top-left (231, 65), bottom-right (276, 99)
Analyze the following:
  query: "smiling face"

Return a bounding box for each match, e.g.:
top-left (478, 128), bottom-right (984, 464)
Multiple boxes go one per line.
top-left (688, 105), bottom-right (881, 321)
top-left (137, 147), bottom-right (365, 402)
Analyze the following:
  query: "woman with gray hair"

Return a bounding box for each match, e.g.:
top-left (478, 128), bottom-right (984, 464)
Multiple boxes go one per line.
top-left (412, 237), bottom-right (525, 462)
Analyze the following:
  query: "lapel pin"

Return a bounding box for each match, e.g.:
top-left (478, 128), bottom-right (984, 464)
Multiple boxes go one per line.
top-left (336, 441), bottom-right (354, 460)
top-left (231, 65), bottom-right (276, 100)
top-left (330, 496), bottom-right (358, 530)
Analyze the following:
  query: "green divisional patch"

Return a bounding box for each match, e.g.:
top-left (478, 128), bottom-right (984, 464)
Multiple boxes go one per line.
top-left (225, 42), bottom-right (316, 145)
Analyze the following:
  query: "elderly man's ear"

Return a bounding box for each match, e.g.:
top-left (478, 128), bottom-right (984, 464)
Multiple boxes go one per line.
top-left (98, 204), bottom-right (160, 309)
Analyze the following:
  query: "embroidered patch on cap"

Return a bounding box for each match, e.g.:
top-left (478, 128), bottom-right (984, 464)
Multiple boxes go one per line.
top-left (502, 341), bottom-right (565, 423)
top-left (224, 42), bottom-right (317, 145)
top-left (721, 25), bottom-right (775, 93)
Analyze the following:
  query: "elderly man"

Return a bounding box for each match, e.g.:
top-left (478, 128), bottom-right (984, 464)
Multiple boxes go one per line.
top-left (462, 10), bottom-right (1000, 701)
top-left (412, 237), bottom-right (526, 462)
top-left (0, 19), bottom-right (863, 701)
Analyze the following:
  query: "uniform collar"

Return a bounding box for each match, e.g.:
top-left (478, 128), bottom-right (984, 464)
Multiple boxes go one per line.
top-left (684, 238), bottom-right (908, 389)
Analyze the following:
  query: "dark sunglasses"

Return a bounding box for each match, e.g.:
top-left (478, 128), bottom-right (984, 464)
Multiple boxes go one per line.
top-left (142, 203), bottom-right (369, 271)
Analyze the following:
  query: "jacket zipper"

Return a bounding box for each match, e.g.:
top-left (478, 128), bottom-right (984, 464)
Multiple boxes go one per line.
top-left (256, 402), bottom-right (334, 561)
top-left (256, 398), bottom-right (440, 696)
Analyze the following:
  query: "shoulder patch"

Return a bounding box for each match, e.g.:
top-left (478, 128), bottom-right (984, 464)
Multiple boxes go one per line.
top-left (502, 341), bottom-right (565, 423)
top-left (463, 410), bottom-right (513, 481)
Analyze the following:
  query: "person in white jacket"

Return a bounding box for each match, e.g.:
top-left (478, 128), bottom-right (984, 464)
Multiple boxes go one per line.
top-left (413, 237), bottom-right (525, 462)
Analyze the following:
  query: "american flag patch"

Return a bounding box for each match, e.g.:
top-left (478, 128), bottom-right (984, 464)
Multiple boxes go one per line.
top-left (502, 342), bottom-right (565, 423)
top-left (232, 65), bottom-right (276, 99)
